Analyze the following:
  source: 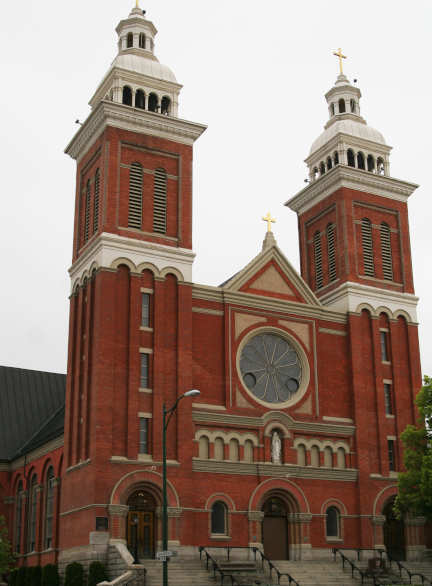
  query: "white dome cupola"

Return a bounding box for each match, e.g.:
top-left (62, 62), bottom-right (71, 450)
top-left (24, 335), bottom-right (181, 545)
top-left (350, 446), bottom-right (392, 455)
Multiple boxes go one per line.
top-left (306, 59), bottom-right (392, 183)
top-left (89, 3), bottom-right (182, 117)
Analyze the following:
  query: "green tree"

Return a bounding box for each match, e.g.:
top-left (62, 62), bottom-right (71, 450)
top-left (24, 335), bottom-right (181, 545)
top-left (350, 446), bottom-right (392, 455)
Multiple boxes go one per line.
top-left (395, 375), bottom-right (432, 520)
top-left (0, 515), bottom-right (14, 576)
top-left (64, 562), bottom-right (84, 586)
top-left (41, 564), bottom-right (60, 586)
top-left (88, 561), bottom-right (107, 586)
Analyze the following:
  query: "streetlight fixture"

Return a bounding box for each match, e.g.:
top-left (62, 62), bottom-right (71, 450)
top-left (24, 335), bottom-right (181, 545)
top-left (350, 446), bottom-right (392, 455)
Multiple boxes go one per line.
top-left (162, 389), bottom-right (200, 586)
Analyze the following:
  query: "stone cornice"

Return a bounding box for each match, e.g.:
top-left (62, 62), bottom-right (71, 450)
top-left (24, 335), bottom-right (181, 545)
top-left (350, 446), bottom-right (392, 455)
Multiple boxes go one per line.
top-left (286, 165), bottom-right (418, 215)
top-left (192, 459), bottom-right (358, 481)
top-left (192, 411), bottom-right (355, 436)
top-left (306, 133), bottom-right (391, 166)
top-left (10, 435), bottom-right (64, 470)
top-left (192, 285), bottom-right (347, 324)
top-left (65, 100), bottom-right (207, 161)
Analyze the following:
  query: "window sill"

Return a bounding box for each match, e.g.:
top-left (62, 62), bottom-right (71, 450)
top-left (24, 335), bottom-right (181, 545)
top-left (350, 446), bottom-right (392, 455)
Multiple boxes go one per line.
top-left (139, 388), bottom-right (153, 394)
top-left (140, 326), bottom-right (154, 332)
top-left (210, 535), bottom-right (231, 541)
top-left (137, 453), bottom-right (152, 462)
top-left (326, 537), bottom-right (343, 543)
top-left (385, 414), bottom-right (395, 419)
top-left (382, 361), bottom-right (391, 365)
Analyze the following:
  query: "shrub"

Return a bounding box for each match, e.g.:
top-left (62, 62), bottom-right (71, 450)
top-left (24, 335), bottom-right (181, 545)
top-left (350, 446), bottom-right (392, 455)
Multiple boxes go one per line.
top-left (64, 562), bottom-right (84, 586)
top-left (8, 569), bottom-right (18, 586)
top-left (16, 567), bottom-right (27, 586)
top-left (88, 561), bottom-right (107, 586)
top-left (41, 564), bottom-right (60, 586)
top-left (32, 566), bottom-right (42, 586)
top-left (24, 566), bottom-right (34, 586)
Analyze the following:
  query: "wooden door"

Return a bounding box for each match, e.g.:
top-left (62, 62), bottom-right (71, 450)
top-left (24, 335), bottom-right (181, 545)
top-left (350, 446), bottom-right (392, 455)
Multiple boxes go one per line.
top-left (127, 511), bottom-right (154, 560)
top-left (263, 516), bottom-right (288, 560)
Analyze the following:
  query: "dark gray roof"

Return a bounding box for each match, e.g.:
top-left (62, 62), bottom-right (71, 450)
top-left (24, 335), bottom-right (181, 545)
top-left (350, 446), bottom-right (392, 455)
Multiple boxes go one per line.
top-left (0, 366), bottom-right (66, 461)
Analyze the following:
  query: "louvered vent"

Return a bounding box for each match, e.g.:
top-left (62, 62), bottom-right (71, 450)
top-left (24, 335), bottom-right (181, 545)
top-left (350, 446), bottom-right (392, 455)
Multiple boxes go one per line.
top-left (361, 218), bottom-right (375, 277)
top-left (84, 180), bottom-right (91, 243)
top-left (128, 162), bottom-right (143, 229)
top-left (93, 169), bottom-right (100, 234)
top-left (313, 231), bottom-right (323, 289)
top-left (153, 168), bottom-right (167, 234)
top-left (380, 222), bottom-right (393, 280)
top-left (327, 223), bottom-right (337, 281)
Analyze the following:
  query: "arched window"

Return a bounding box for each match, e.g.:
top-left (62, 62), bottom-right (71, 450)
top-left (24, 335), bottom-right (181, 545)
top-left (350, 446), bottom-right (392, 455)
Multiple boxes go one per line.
top-left (214, 437), bottom-right (224, 461)
top-left (326, 223), bottom-right (336, 282)
top-left (347, 149), bottom-right (355, 167)
top-left (330, 103), bottom-right (335, 116)
top-left (27, 475), bottom-right (38, 552)
top-left (313, 231), bottom-right (323, 289)
top-left (128, 162), bottom-right (143, 229)
top-left (199, 436), bottom-right (209, 459)
top-left (326, 157), bottom-right (333, 171)
top-left (14, 481), bottom-right (23, 553)
top-left (337, 447), bottom-right (346, 469)
top-left (148, 93), bottom-right (158, 112)
top-left (135, 89), bottom-right (145, 110)
top-left (350, 98), bottom-right (356, 113)
top-left (361, 218), bottom-right (375, 277)
top-left (244, 440), bottom-right (254, 462)
top-left (380, 222), bottom-right (393, 280)
top-left (84, 179), bottom-right (91, 243)
top-left (367, 154), bottom-right (375, 172)
top-left (211, 501), bottom-right (227, 535)
top-left (319, 162), bottom-right (326, 176)
top-left (326, 506), bottom-right (340, 538)
top-left (44, 467), bottom-right (55, 549)
top-left (122, 86), bottom-right (132, 106)
top-left (338, 98), bottom-right (346, 113)
top-left (139, 33), bottom-right (146, 49)
top-left (357, 151), bottom-right (365, 170)
top-left (310, 445), bottom-right (320, 467)
top-left (126, 32), bottom-right (133, 48)
top-left (324, 446), bottom-right (333, 468)
top-left (153, 168), bottom-right (167, 234)
top-left (161, 96), bottom-right (171, 115)
top-left (93, 169), bottom-right (100, 234)
top-left (333, 151), bottom-right (339, 165)
top-left (377, 157), bottom-right (385, 175)
top-left (297, 444), bottom-right (306, 466)
top-left (229, 439), bottom-right (239, 462)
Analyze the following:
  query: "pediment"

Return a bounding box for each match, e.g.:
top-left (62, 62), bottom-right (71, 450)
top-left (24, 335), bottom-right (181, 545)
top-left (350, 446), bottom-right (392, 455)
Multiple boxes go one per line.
top-left (222, 244), bottom-right (320, 307)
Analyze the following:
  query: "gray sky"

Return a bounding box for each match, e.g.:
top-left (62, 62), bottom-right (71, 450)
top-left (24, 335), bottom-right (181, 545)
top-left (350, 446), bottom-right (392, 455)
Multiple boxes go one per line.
top-left (1, 1), bottom-right (431, 379)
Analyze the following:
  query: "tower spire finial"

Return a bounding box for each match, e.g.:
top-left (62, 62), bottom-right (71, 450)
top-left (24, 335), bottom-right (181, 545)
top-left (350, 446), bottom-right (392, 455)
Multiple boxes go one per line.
top-left (333, 47), bottom-right (347, 75)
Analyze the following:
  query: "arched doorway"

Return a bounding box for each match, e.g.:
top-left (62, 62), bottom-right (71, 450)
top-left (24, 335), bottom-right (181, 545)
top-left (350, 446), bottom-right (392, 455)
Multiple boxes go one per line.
top-left (127, 490), bottom-right (156, 560)
top-left (262, 496), bottom-right (289, 560)
top-left (383, 497), bottom-right (405, 560)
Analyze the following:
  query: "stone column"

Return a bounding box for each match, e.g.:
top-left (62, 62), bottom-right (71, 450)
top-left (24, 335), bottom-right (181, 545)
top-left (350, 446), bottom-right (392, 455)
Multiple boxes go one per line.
top-left (108, 504), bottom-right (129, 543)
top-left (405, 516), bottom-right (426, 561)
top-left (52, 478), bottom-right (61, 552)
top-left (34, 484), bottom-right (44, 558)
top-left (370, 515), bottom-right (386, 550)
top-left (167, 507), bottom-right (182, 548)
top-left (248, 511), bottom-right (264, 548)
top-left (289, 513), bottom-right (312, 560)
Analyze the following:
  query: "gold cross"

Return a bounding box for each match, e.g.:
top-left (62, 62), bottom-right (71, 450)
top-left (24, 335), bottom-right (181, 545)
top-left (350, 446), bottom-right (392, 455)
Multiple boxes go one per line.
top-left (136, 0), bottom-right (140, 7)
top-left (262, 212), bottom-right (276, 233)
top-left (333, 48), bottom-right (347, 74)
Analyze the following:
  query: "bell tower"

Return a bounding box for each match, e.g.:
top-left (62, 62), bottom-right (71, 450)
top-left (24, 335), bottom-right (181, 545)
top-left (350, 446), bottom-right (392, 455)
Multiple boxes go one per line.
top-left (60, 4), bottom-right (205, 559)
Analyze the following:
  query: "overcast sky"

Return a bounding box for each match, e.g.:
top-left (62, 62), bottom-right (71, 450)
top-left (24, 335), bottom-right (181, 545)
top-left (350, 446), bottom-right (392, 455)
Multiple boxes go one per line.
top-left (0, 1), bottom-right (431, 380)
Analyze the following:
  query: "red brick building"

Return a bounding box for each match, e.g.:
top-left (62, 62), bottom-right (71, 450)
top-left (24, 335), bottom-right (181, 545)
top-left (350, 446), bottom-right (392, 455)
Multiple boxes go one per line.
top-left (1, 4), bottom-right (427, 576)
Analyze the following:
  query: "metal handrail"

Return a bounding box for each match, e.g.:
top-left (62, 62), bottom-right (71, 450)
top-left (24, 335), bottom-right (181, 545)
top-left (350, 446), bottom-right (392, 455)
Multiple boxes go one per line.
top-left (384, 552), bottom-right (432, 586)
top-left (332, 548), bottom-right (368, 584)
top-left (199, 546), bottom-right (242, 586)
top-left (252, 547), bottom-right (300, 586)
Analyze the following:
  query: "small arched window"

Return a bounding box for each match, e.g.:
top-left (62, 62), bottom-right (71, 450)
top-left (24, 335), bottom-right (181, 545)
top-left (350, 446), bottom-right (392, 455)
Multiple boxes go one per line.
top-left (199, 436), bottom-right (209, 459)
top-left (139, 33), bottom-right (146, 49)
top-left (128, 162), bottom-right (143, 229)
top-left (380, 222), bottom-right (393, 281)
top-left (161, 96), bottom-right (171, 115)
top-left (333, 151), bottom-right (339, 165)
top-left (361, 218), bottom-right (375, 277)
top-left (326, 506), bottom-right (340, 538)
top-left (122, 86), bottom-right (133, 106)
top-left (347, 149), bottom-right (355, 167)
top-left (337, 447), bottom-right (346, 469)
top-left (28, 475), bottom-right (38, 552)
top-left (326, 223), bottom-right (336, 282)
top-left (14, 481), bottom-right (23, 553)
top-left (153, 168), bottom-right (167, 234)
top-left (244, 440), bottom-right (254, 463)
top-left (135, 89), bottom-right (145, 110)
top-left (214, 437), bottom-right (224, 461)
top-left (44, 467), bottom-right (55, 549)
top-left (350, 99), bottom-right (356, 113)
top-left (319, 162), bottom-right (326, 176)
top-left (338, 98), bottom-right (346, 113)
top-left (313, 231), bottom-right (323, 289)
top-left (127, 32), bottom-right (133, 48)
top-left (148, 93), bottom-right (158, 112)
top-left (297, 444), bottom-right (306, 466)
top-left (93, 169), bottom-right (100, 234)
top-left (326, 157), bottom-right (333, 171)
top-left (310, 445), bottom-right (320, 467)
top-left (357, 152), bottom-right (365, 170)
top-left (229, 439), bottom-right (239, 462)
top-left (367, 154), bottom-right (375, 172)
top-left (84, 179), bottom-right (91, 243)
top-left (211, 501), bottom-right (228, 535)
top-left (330, 103), bottom-right (335, 116)
top-left (324, 447), bottom-right (333, 468)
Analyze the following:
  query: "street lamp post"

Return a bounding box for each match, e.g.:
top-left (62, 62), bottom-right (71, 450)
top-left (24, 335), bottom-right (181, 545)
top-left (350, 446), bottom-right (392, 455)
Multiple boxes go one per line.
top-left (162, 389), bottom-right (200, 586)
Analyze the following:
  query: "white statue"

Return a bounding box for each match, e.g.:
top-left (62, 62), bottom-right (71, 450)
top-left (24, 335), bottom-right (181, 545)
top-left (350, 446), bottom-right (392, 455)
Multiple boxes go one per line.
top-left (271, 431), bottom-right (282, 464)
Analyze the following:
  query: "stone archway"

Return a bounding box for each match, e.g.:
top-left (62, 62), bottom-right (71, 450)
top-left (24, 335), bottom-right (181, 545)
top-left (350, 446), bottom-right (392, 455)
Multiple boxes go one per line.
top-left (127, 489), bottom-right (157, 560)
top-left (383, 497), bottom-right (405, 561)
top-left (260, 489), bottom-right (301, 560)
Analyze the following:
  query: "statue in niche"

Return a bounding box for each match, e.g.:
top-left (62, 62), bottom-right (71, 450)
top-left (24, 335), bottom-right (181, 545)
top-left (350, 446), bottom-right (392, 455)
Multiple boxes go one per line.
top-left (271, 431), bottom-right (282, 464)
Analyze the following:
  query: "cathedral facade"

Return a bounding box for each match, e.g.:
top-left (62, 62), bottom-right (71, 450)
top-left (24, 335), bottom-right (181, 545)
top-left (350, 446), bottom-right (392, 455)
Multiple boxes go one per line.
top-left (0, 4), bottom-right (427, 574)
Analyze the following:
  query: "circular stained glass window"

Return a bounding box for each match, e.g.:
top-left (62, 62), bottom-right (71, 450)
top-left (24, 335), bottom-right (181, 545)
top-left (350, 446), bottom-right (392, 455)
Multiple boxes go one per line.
top-left (239, 332), bottom-right (302, 404)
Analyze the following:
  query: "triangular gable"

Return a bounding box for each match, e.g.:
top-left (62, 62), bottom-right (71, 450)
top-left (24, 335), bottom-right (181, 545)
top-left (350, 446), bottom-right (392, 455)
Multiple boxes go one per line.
top-left (222, 244), bottom-right (321, 307)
